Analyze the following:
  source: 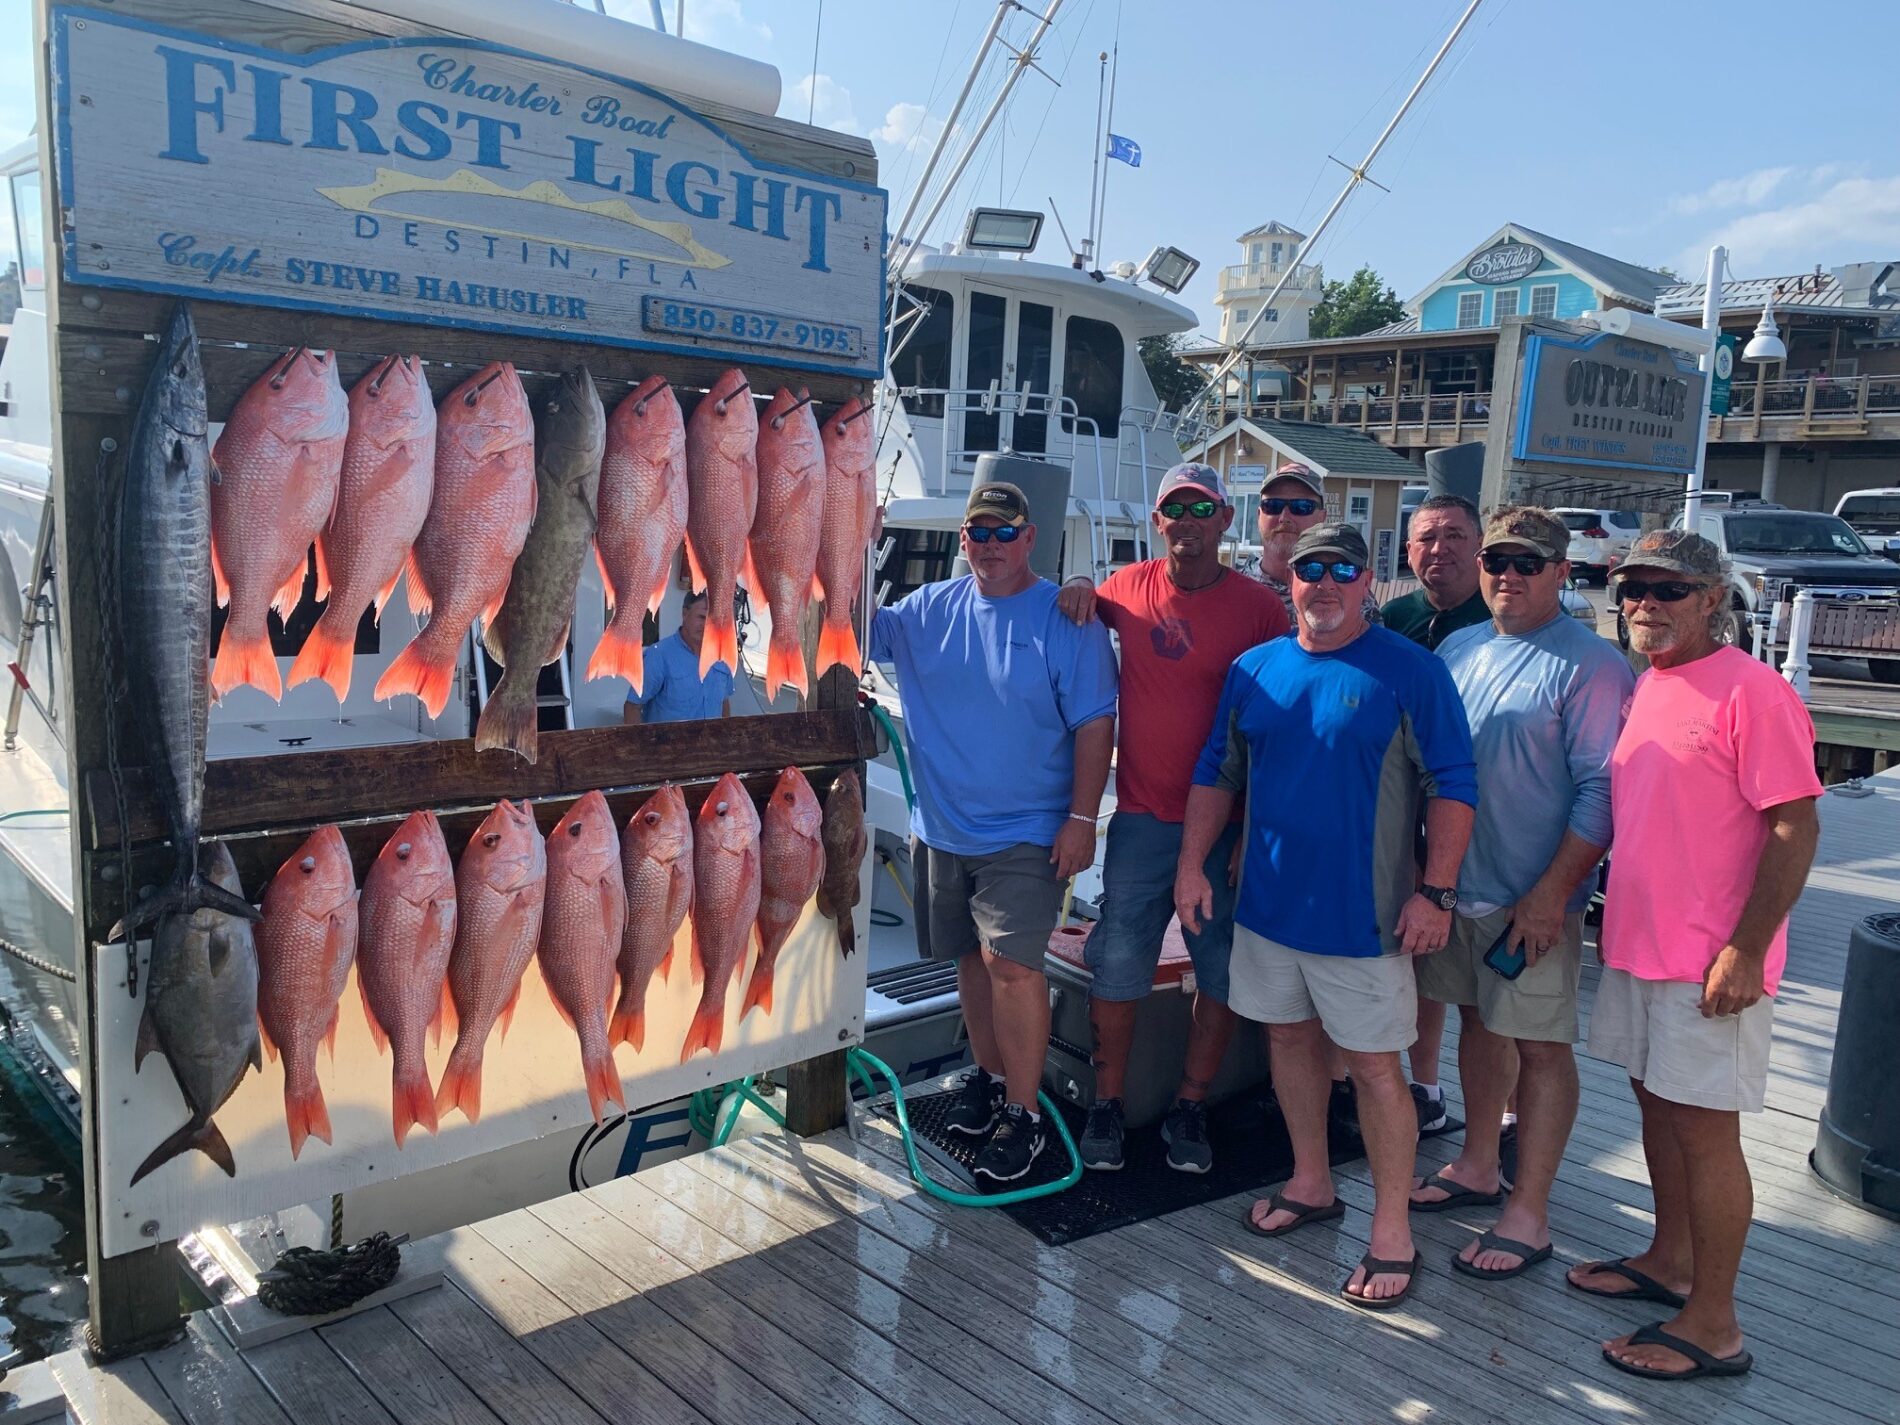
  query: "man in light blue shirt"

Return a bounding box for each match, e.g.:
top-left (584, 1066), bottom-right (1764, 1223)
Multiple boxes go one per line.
top-left (623, 591), bottom-right (734, 724)
top-left (1412, 506), bottom-right (1634, 1284)
top-left (871, 481), bottom-right (1117, 1185)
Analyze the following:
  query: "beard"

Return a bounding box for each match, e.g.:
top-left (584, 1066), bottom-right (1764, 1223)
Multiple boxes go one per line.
top-left (1628, 621), bottom-right (1684, 655)
top-left (1300, 604), bottom-right (1346, 635)
top-left (1263, 530), bottom-right (1299, 563)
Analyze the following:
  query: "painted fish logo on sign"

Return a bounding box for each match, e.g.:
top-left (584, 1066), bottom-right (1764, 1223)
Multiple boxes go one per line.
top-left (51, 8), bottom-right (886, 376)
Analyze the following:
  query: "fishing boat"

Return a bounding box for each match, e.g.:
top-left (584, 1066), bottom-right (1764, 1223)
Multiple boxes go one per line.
top-left (0, 0), bottom-right (1201, 1249)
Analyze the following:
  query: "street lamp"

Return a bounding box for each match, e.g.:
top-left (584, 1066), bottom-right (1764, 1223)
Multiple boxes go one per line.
top-left (1743, 302), bottom-right (1787, 364)
top-left (1682, 249), bottom-right (1785, 529)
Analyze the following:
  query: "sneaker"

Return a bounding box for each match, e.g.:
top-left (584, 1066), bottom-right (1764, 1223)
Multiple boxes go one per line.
top-left (1079, 1097), bottom-right (1125, 1171)
top-left (943, 1068), bottom-right (1004, 1138)
top-left (1411, 1083), bottom-right (1450, 1136)
top-left (973, 1104), bottom-right (1047, 1183)
top-left (1161, 1098), bottom-right (1213, 1174)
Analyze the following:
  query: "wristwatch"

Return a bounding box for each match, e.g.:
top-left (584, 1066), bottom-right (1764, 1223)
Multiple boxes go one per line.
top-left (1419, 883), bottom-right (1459, 911)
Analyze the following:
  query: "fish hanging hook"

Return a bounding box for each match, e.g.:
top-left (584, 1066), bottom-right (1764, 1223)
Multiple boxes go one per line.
top-left (838, 398), bottom-right (874, 427)
top-left (713, 379), bottom-right (751, 416)
top-left (366, 354), bottom-right (398, 398)
top-left (770, 391), bottom-right (817, 431)
top-left (267, 347), bottom-right (304, 391)
top-left (632, 380), bottom-right (670, 417)
top-left (463, 366), bottom-right (507, 407)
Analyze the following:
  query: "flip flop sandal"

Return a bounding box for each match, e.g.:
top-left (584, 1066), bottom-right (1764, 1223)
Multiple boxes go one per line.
top-left (1603, 1323), bottom-right (1753, 1381)
top-left (1408, 1169), bottom-right (1504, 1213)
top-left (1341, 1250), bottom-right (1422, 1311)
top-left (1565, 1257), bottom-right (1688, 1309)
top-left (1450, 1229), bottom-right (1553, 1281)
top-left (1242, 1190), bottom-right (1345, 1238)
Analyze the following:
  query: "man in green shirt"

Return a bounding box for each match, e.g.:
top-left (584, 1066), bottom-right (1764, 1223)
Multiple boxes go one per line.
top-left (1384, 494), bottom-right (1490, 650)
top-left (1382, 492), bottom-right (1491, 1142)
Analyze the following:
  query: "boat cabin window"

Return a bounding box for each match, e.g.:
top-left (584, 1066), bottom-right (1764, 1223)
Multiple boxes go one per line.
top-left (881, 527), bottom-right (959, 604)
top-left (10, 169), bottom-right (44, 291)
top-left (894, 285), bottom-right (954, 419)
top-left (1062, 315), bottom-right (1124, 436)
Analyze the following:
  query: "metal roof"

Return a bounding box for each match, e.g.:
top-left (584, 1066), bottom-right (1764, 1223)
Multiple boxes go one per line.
top-left (1653, 265), bottom-right (1900, 320)
top-left (1507, 224), bottom-right (1680, 308)
top-left (1237, 220), bottom-right (1306, 243)
top-left (1188, 415), bottom-right (1422, 481)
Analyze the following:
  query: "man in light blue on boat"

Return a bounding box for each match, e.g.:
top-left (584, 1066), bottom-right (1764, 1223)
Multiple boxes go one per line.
top-left (1411, 506), bottom-right (1633, 1283)
top-left (622, 590), bottom-right (733, 724)
top-left (871, 481), bottom-right (1117, 1185)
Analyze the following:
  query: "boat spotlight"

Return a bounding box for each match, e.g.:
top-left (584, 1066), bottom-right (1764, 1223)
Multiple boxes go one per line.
top-left (962, 207), bottom-right (1044, 254)
top-left (1139, 245), bottom-right (1200, 295)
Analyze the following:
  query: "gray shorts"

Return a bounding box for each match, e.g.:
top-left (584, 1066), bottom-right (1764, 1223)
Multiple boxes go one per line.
top-left (911, 838), bottom-right (1063, 971)
top-left (1416, 906), bottom-right (1585, 1044)
top-left (1586, 967), bottom-right (1774, 1113)
top-left (1229, 927), bottom-right (1418, 1053)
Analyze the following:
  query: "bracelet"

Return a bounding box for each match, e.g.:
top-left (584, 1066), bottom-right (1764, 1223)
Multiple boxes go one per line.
top-left (1067, 812), bottom-right (1096, 824)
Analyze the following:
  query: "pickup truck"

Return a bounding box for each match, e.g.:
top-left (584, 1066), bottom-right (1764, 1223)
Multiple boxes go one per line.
top-left (1618, 502), bottom-right (1900, 684)
top-left (1835, 488), bottom-right (1900, 563)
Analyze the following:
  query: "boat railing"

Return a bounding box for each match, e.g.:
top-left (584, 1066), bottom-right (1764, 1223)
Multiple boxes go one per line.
top-left (1116, 404), bottom-right (1210, 559)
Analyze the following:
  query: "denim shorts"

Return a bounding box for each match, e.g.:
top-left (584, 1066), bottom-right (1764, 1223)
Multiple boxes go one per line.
top-left (1084, 811), bottom-right (1240, 1003)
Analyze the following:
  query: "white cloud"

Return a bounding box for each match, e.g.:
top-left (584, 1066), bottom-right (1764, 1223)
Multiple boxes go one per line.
top-left (1669, 166), bottom-right (1792, 217)
top-left (787, 73), bottom-right (859, 135)
top-left (1680, 173), bottom-right (1900, 275)
top-left (871, 101), bottom-right (945, 155)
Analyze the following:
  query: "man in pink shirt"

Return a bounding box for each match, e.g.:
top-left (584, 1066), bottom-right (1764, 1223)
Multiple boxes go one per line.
top-left (1571, 529), bottom-right (1821, 1384)
top-left (1056, 464), bottom-right (1289, 1172)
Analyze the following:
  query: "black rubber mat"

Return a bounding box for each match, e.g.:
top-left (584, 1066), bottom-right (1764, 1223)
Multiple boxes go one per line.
top-left (878, 1086), bottom-right (1372, 1247)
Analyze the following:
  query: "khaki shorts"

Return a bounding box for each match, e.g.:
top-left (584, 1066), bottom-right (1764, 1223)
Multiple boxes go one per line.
top-left (911, 838), bottom-right (1062, 971)
top-left (1228, 926), bottom-right (1417, 1054)
top-left (1586, 967), bottom-right (1774, 1113)
top-left (1415, 906), bottom-right (1585, 1044)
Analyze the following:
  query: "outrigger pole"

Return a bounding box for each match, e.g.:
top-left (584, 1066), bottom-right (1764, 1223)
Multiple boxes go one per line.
top-left (1181, 0), bottom-right (1485, 424)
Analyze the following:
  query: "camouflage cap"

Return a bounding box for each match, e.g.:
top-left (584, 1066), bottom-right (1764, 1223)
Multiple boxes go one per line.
top-left (1481, 505), bottom-right (1570, 560)
top-left (1290, 520), bottom-right (1370, 566)
top-left (1615, 527), bottom-right (1726, 581)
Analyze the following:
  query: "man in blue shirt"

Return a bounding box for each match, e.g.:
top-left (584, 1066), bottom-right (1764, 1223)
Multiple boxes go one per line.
top-left (623, 591), bottom-right (734, 724)
top-left (1177, 521), bottom-right (1476, 1311)
top-left (1412, 507), bottom-right (1632, 1282)
top-left (872, 481), bottom-right (1117, 1184)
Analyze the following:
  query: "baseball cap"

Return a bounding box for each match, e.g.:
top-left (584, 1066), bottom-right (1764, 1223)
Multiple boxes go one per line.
top-left (1264, 461), bottom-right (1323, 498)
top-left (1156, 462), bottom-right (1229, 508)
top-left (1615, 527), bottom-right (1725, 581)
top-left (1481, 506), bottom-right (1569, 560)
top-left (963, 481), bottom-right (1030, 527)
top-left (1290, 520), bottom-right (1369, 566)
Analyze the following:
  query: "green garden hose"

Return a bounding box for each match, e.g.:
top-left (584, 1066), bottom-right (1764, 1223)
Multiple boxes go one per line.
top-left (845, 1046), bottom-right (1080, 1207)
top-left (866, 702), bottom-right (914, 811)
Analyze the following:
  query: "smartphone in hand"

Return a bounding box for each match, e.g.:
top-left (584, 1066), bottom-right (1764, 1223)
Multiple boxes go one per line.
top-left (1483, 923), bottom-right (1527, 980)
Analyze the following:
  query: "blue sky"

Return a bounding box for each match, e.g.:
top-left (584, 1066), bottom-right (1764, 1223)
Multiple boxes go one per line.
top-left (4, 0), bottom-right (1895, 338)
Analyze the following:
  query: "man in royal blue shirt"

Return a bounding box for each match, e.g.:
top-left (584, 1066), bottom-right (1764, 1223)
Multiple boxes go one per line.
top-left (623, 591), bottom-right (734, 724)
top-left (871, 482), bottom-right (1117, 1184)
top-left (1177, 521), bottom-right (1476, 1311)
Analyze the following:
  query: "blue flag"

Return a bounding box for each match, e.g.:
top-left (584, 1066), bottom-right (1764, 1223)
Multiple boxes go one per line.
top-left (1106, 134), bottom-right (1141, 168)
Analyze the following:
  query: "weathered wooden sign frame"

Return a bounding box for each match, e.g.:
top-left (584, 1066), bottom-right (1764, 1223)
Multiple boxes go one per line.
top-left (33, 0), bottom-right (884, 1355)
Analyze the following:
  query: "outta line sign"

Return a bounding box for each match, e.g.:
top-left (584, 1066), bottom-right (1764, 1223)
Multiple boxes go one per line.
top-left (51, 7), bottom-right (886, 377)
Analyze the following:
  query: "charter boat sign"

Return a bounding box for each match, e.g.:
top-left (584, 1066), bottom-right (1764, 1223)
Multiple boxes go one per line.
top-left (50, 7), bottom-right (886, 377)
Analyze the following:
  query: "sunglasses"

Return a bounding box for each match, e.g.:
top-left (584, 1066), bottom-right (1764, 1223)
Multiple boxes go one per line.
top-left (1613, 577), bottom-right (1705, 605)
top-left (1292, 558), bottom-right (1363, 584)
top-left (1159, 498), bottom-right (1221, 519)
top-left (964, 523), bottom-right (1023, 544)
top-left (1480, 551), bottom-right (1549, 577)
top-left (1262, 497), bottom-right (1321, 517)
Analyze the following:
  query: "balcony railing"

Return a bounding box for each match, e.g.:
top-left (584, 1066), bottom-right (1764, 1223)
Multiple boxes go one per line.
top-left (1216, 261), bottom-right (1324, 296)
top-left (1210, 374), bottom-right (1900, 442)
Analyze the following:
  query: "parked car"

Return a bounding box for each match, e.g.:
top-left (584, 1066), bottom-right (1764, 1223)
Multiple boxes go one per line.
top-left (1835, 488), bottom-right (1900, 563)
top-left (1621, 502), bottom-right (1900, 683)
top-left (1555, 508), bottom-right (1643, 584)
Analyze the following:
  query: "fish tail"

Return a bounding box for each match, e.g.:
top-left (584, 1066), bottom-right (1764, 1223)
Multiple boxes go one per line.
top-left (582, 1042), bottom-right (625, 1124)
top-left (814, 617), bottom-right (862, 680)
top-left (740, 959), bottom-right (775, 1020)
top-left (373, 634), bottom-right (458, 718)
top-left (433, 1040), bottom-right (485, 1123)
top-left (108, 873), bottom-right (259, 941)
top-left (211, 624), bottom-right (284, 701)
top-left (284, 1070), bottom-right (333, 1159)
top-left (584, 615), bottom-right (645, 692)
top-left (679, 995), bottom-right (726, 1062)
top-left (391, 1057), bottom-right (438, 1147)
top-left (764, 634), bottom-right (808, 703)
top-left (286, 608), bottom-right (356, 700)
top-left (836, 913), bottom-right (857, 958)
top-left (608, 999), bottom-right (646, 1054)
top-left (130, 1116), bottom-right (235, 1186)
top-left (473, 674), bottom-right (539, 762)
top-left (700, 611), bottom-right (738, 679)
